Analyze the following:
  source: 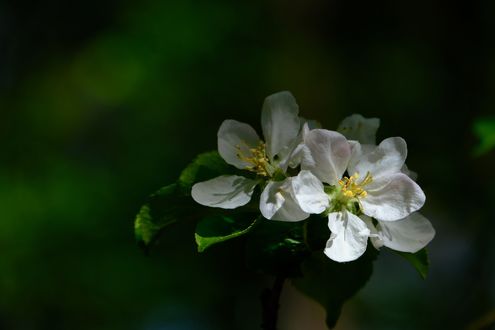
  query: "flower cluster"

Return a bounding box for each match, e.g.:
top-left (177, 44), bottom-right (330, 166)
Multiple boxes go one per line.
top-left (192, 91), bottom-right (435, 262)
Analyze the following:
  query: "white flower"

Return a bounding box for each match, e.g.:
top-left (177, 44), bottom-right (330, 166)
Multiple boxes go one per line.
top-left (191, 91), bottom-right (311, 221)
top-left (345, 138), bottom-right (426, 221)
top-left (294, 129), bottom-right (434, 262)
top-left (285, 119), bottom-right (320, 169)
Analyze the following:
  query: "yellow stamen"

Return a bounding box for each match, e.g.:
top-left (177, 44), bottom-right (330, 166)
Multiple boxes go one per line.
top-left (338, 172), bottom-right (373, 199)
top-left (236, 141), bottom-right (271, 177)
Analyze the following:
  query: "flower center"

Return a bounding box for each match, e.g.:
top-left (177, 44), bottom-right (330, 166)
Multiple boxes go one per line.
top-left (338, 172), bottom-right (373, 199)
top-left (236, 141), bottom-right (273, 177)
top-left (326, 172), bottom-right (373, 214)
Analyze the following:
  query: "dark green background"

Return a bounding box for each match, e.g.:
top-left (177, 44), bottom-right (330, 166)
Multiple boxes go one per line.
top-left (1, 0), bottom-right (494, 329)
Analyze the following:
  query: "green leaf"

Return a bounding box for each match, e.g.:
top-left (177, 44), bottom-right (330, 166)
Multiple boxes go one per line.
top-left (292, 249), bottom-right (377, 328)
top-left (135, 151), bottom-right (238, 251)
top-left (135, 151), bottom-right (257, 253)
top-left (135, 204), bottom-right (158, 247)
top-left (178, 151), bottom-right (234, 194)
top-left (395, 248), bottom-right (429, 279)
top-left (134, 183), bottom-right (197, 249)
top-left (195, 214), bottom-right (260, 252)
top-left (473, 117), bottom-right (495, 156)
top-left (245, 220), bottom-right (310, 276)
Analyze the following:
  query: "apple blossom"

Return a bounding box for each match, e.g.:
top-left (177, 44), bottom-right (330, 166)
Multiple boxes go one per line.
top-left (191, 91), bottom-right (312, 221)
top-left (294, 128), bottom-right (434, 262)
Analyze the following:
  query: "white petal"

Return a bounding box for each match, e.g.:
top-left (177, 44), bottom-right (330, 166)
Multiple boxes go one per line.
top-left (191, 175), bottom-right (258, 209)
top-left (376, 213), bottom-right (435, 253)
top-left (261, 91), bottom-right (301, 160)
top-left (281, 119), bottom-right (321, 170)
top-left (337, 114), bottom-right (380, 145)
top-left (259, 178), bottom-right (309, 222)
top-left (348, 137), bottom-right (407, 180)
top-left (361, 215), bottom-right (384, 250)
top-left (284, 143), bottom-right (309, 169)
top-left (217, 119), bottom-right (261, 169)
top-left (299, 117), bottom-right (322, 131)
top-left (361, 173), bottom-right (426, 221)
top-left (291, 170), bottom-right (329, 214)
top-left (401, 164), bottom-right (418, 181)
top-left (301, 129), bottom-right (351, 185)
top-left (325, 210), bottom-right (370, 262)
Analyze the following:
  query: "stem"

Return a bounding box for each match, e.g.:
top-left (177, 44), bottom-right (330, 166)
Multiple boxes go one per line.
top-left (260, 275), bottom-right (285, 330)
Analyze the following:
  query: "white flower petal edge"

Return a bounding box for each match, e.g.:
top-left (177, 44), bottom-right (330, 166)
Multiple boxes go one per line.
top-left (260, 178), bottom-right (309, 222)
top-left (261, 91), bottom-right (301, 161)
top-left (217, 119), bottom-right (261, 169)
top-left (301, 129), bottom-right (351, 185)
top-left (291, 170), bottom-right (329, 214)
top-left (373, 212), bottom-right (435, 253)
top-left (191, 175), bottom-right (258, 209)
top-left (325, 210), bottom-right (370, 262)
top-left (360, 173), bottom-right (426, 221)
top-left (348, 137), bottom-right (407, 181)
top-left (401, 164), bottom-right (418, 181)
top-left (337, 114), bottom-right (380, 145)
top-left (282, 120), bottom-right (319, 170)
top-left (360, 215), bottom-right (383, 250)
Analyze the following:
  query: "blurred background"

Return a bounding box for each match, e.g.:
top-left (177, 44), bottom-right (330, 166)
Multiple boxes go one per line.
top-left (1, 0), bottom-right (495, 329)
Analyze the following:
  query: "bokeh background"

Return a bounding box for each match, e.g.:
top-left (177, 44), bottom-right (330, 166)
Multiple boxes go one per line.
top-left (1, 0), bottom-right (495, 329)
